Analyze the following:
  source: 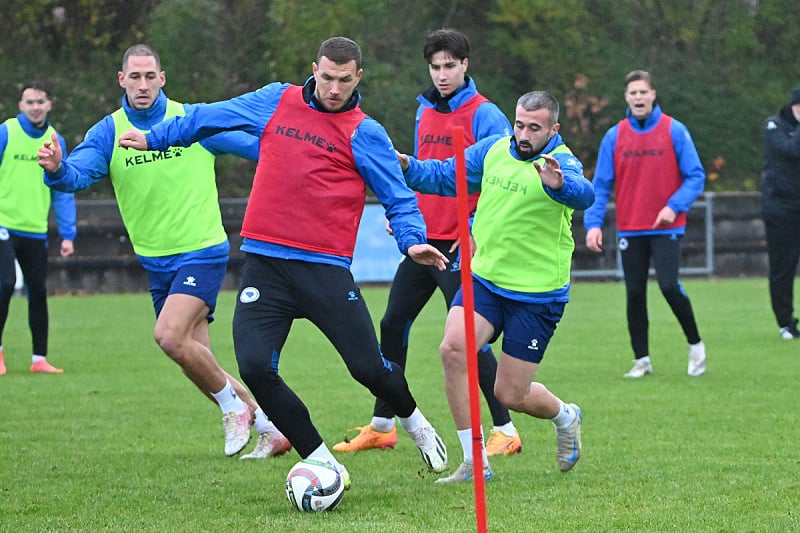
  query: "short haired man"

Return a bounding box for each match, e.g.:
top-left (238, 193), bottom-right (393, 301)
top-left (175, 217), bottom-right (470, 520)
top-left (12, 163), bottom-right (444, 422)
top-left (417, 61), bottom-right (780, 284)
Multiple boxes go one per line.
top-left (584, 70), bottom-right (707, 378)
top-left (399, 91), bottom-right (594, 481)
top-left (118, 37), bottom-right (451, 487)
top-left (39, 45), bottom-right (289, 459)
top-left (0, 81), bottom-right (75, 376)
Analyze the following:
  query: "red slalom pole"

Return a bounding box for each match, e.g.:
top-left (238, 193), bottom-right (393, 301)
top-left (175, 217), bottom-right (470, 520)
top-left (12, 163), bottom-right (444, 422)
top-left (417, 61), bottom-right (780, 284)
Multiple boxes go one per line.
top-left (452, 126), bottom-right (488, 533)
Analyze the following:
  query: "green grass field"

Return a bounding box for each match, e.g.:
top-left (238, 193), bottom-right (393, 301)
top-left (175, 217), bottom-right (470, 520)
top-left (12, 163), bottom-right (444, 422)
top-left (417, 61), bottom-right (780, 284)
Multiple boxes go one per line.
top-left (0, 278), bottom-right (797, 532)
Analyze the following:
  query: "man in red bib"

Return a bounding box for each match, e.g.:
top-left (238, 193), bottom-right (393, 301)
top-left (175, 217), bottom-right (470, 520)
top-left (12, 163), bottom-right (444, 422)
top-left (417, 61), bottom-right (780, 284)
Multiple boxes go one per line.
top-left (119, 37), bottom-right (450, 487)
top-left (584, 70), bottom-right (707, 379)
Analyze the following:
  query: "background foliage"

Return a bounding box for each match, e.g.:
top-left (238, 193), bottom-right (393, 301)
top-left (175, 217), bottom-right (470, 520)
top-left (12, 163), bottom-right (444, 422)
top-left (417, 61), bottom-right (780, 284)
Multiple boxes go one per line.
top-left (1, 0), bottom-right (799, 197)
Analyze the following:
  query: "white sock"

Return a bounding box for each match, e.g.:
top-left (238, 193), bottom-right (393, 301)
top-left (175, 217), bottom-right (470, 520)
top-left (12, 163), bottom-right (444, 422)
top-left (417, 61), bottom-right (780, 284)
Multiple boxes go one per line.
top-left (457, 427), bottom-right (487, 465)
top-left (210, 380), bottom-right (246, 414)
top-left (397, 408), bottom-right (426, 434)
top-left (493, 422), bottom-right (516, 438)
top-left (551, 401), bottom-right (577, 429)
top-left (252, 407), bottom-right (277, 435)
top-left (638, 355), bottom-right (652, 365)
top-left (32, 354), bottom-right (46, 364)
top-left (370, 416), bottom-right (395, 433)
top-left (308, 443), bottom-right (337, 465)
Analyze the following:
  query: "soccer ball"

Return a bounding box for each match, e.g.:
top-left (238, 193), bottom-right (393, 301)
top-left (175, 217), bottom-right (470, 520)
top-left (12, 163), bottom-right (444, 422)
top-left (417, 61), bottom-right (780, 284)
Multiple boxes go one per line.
top-left (285, 457), bottom-right (345, 512)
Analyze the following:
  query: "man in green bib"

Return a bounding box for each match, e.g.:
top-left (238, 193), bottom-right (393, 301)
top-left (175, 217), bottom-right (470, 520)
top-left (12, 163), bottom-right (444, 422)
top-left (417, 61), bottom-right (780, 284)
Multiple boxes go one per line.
top-left (0, 81), bottom-right (75, 376)
top-left (398, 91), bottom-right (594, 482)
top-left (38, 44), bottom-right (289, 459)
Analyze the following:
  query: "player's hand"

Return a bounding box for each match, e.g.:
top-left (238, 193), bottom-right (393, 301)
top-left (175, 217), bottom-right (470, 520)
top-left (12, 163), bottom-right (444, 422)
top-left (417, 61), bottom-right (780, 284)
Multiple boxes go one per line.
top-left (395, 150), bottom-right (410, 171)
top-left (60, 239), bottom-right (74, 258)
top-left (385, 219), bottom-right (393, 236)
top-left (533, 153), bottom-right (564, 190)
top-left (408, 243), bottom-right (449, 271)
top-left (118, 129), bottom-right (148, 150)
top-left (585, 227), bottom-right (603, 253)
top-left (652, 206), bottom-right (676, 228)
top-left (38, 133), bottom-right (62, 173)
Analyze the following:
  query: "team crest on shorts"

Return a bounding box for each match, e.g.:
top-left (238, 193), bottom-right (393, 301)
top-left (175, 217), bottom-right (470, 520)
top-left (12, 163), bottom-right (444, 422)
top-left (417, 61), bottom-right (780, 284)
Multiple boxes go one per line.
top-left (0, 228), bottom-right (8, 240)
top-left (618, 237), bottom-right (629, 251)
top-left (240, 287), bottom-right (260, 303)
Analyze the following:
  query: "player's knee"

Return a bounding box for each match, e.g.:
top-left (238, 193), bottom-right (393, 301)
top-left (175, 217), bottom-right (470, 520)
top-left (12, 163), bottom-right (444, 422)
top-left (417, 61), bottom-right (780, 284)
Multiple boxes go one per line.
top-left (380, 316), bottom-right (409, 343)
top-left (627, 286), bottom-right (646, 301)
top-left (347, 358), bottom-right (385, 389)
top-left (379, 315), bottom-right (397, 334)
top-left (439, 339), bottom-right (465, 370)
top-left (0, 277), bottom-right (16, 296)
top-left (659, 284), bottom-right (682, 300)
top-left (153, 323), bottom-right (184, 359)
top-left (237, 356), bottom-right (275, 386)
top-left (494, 386), bottom-right (524, 412)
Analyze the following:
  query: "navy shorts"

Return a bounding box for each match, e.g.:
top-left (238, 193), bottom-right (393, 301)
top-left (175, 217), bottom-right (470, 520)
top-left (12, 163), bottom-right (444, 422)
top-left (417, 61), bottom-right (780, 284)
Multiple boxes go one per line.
top-left (146, 262), bottom-right (226, 320)
top-left (453, 281), bottom-right (565, 363)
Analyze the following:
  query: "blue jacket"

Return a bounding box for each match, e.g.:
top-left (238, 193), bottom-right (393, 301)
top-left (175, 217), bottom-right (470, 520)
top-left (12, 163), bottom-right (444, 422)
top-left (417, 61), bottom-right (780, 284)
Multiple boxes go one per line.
top-left (0, 113), bottom-right (76, 240)
top-left (583, 104), bottom-right (705, 236)
top-left (44, 90), bottom-right (258, 269)
top-left (404, 132), bottom-right (594, 303)
top-left (144, 78), bottom-right (428, 268)
top-left (45, 90), bottom-right (258, 193)
top-left (405, 133), bottom-right (594, 211)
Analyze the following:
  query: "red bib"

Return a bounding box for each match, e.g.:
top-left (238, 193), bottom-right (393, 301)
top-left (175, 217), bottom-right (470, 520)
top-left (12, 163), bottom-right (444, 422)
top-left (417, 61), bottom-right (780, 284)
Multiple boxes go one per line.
top-left (613, 114), bottom-right (685, 231)
top-left (242, 86), bottom-right (367, 256)
top-left (416, 94), bottom-right (487, 239)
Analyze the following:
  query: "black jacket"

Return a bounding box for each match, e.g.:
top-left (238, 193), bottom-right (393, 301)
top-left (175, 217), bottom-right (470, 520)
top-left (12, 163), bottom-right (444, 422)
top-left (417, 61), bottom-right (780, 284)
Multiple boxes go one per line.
top-left (763, 105), bottom-right (800, 214)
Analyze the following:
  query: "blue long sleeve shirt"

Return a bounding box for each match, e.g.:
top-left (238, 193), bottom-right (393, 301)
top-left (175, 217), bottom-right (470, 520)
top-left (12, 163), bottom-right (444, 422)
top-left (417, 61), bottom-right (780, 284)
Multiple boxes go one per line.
top-left (405, 133), bottom-right (594, 211)
top-left (44, 90), bottom-right (259, 194)
top-left (44, 90), bottom-right (258, 269)
top-left (0, 113), bottom-right (76, 240)
top-left (144, 79), bottom-right (428, 268)
top-left (404, 132), bottom-right (594, 302)
top-left (583, 104), bottom-right (705, 236)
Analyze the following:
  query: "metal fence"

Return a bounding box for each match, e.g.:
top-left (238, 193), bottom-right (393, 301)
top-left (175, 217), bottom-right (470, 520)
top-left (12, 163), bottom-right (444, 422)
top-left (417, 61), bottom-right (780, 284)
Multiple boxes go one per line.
top-left (572, 193), bottom-right (715, 280)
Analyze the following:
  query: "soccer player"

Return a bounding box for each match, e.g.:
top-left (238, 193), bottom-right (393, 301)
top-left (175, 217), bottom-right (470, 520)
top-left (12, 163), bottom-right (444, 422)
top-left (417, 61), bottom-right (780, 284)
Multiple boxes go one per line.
top-left (584, 69), bottom-right (707, 378)
top-left (0, 81), bottom-right (75, 376)
top-left (333, 28), bottom-right (523, 457)
top-left (38, 44), bottom-right (290, 459)
top-left (117, 37), bottom-right (450, 487)
top-left (398, 91), bottom-right (593, 482)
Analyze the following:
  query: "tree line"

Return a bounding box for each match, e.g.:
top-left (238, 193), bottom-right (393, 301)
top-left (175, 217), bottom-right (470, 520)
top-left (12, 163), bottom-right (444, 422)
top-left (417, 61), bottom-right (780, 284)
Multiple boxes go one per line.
top-left (1, 0), bottom-right (797, 197)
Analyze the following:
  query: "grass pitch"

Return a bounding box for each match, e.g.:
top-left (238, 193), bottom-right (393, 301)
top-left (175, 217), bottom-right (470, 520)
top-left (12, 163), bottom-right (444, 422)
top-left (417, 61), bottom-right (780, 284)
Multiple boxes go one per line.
top-left (0, 278), bottom-right (797, 532)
